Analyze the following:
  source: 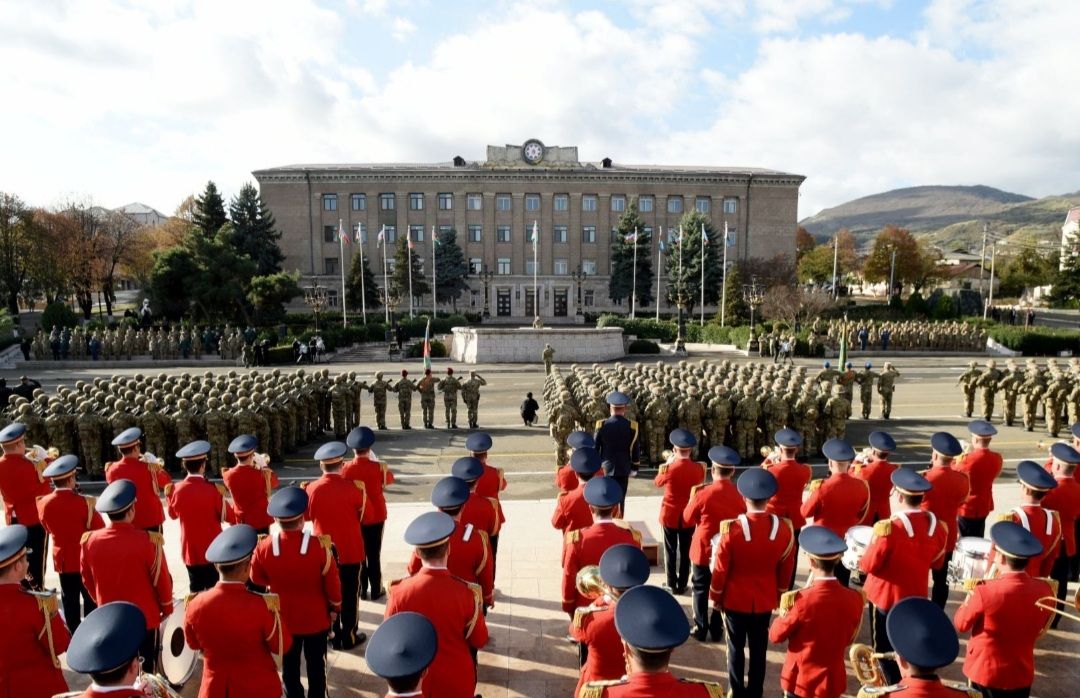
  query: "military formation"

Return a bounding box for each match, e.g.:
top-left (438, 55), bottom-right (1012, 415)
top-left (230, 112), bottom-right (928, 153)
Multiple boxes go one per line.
top-left (957, 357), bottom-right (1080, 436)
top-left (542, 359), bottom-right (901, 466)
top-left (821, 318), bottom-right (987, 352)
top-left (31, 325), bottom-right (253, 361)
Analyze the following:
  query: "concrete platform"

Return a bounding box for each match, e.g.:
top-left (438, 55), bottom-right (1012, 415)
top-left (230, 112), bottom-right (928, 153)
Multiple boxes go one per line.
top-left (451, 326), bottom-right (625, 364)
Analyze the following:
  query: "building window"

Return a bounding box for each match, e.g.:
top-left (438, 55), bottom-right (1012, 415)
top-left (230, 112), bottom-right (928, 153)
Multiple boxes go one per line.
top-left (497, 225), bottom-right (511, 243)
top-left (496, 194), bottom-right (512, 212)
top-left (387, 258), bottom-right (397, 273)
top-left (322, 194), bottom-right (337, 211)
top-left (525, 194), bottom-right (540, 211)
top-left (408, 193), bottom-right (424, 211)
top-left (327, 290), bottom-right (338, 308)
top-left (695, 196), bottom-right (710, 213)
top-left (611, 195), bottom-right (626, 212)
top-left (353, 222), bottom-right (367, 244)
top-left (410, 224), bottom-right (424, 242)
top-left (582, 260), bottom-right (597, 275)
top-left (582, 226), bottom-right (596, 244)
top-left (554, 259), bottom-right (568, 275)
top-left (497, 258), bottom-right (511, 275)
top-left (439, 225), bottom-right (452, 236)
top-left (554, 194), bottom-right (569, 211)
top-left (324, 258), bottom-right (338, 275)
top-left (467, 194), bottom-right (482, 210)
top-left (323, 225), bottom-right (336, 243)
top-left (468, 225), bottom-right (482, 243)
top-left (667, 196), bottom-right (683, 214)
top-left (639, 196), bottom-right (654, 212)
top-left (553, 225), bottom-right (568, 243)
top-left (642, 225), bottom-right (653, 238)
top-left (469, 258), bottom-right (483, 274)
top-left (584, 290), bottom-right (595, 307)
top-left (351, 194), bottom-right (366, 211)
top-left (380, 193), bottom-right (395, 210)
top-left (525, 260), bottom-right (537, 275)
top-left (582, 195), bottom-right (598, 212)
top-left (385, 225), bottom-right (397, 243)
top-left (723, 197), bottom-right (738, 214)
top-left (438, 193), bottom-right (453, 210)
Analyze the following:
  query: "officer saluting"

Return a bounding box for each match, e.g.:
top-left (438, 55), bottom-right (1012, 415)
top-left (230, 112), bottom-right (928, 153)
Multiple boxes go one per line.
top-left (593, 391), bottom-right (641, 512)
top-left (552, 447), bottom-right (603, 536)
top-left (0, 524), bottom-right (70, 698)
top-left (65, 602), bottom-right (155, 697)
top-left (166, 440), bottom-right (232, 592)
top-left (104, 427), bottom-right (170, 533)
top-left (184, 525), bottom-right (291, 698)
top-left (365, 611), bottom-right (439, 698)
top-left (222, 434), bottom-right (278, 535)
top-left (0, 422), bottom-right (54, 589)
top-left (580, 584), bottom-right (723, 697)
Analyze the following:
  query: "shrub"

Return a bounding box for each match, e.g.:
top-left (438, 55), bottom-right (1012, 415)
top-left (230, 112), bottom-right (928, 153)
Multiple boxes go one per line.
top-left (627, 339), bottom-right (660, 354)
top-left (596, 315), bottom-right (678, 341)
top-left (265, 345), bottom-right (298, 365)
top-left (406, 339), bottom-right (448, 358)
top-left (986, 326), bottom-right (1080, 356)
top-left (41, 302), bottom-right (79, 331)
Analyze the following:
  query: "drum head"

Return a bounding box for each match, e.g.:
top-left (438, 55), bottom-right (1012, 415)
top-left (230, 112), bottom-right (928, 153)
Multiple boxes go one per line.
top-left (847, 525), bottom-right (873, 546)
top-left (160, 600), bottom-right (198, 688)
top-left (956, 537), bottom-right (993, 557)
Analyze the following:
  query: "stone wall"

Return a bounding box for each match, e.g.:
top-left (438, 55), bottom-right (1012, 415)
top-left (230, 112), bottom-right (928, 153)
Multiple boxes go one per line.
top-left (450, 327), bottom-right (625, 364)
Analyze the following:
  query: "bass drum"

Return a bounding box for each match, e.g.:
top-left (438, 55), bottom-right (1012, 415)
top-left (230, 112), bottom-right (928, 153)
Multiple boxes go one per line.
top-left (842, 525), bottom-right (874, 585)
top-left (159, 598), bottom-right (199, 689)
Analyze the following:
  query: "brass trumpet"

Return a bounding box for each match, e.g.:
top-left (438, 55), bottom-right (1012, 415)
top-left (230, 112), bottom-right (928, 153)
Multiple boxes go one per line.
top-left (849, 643), bottom-right (896, 688)
top-left (1035, 586), bottom-right (1080, 624)
top-left (760, 446), bottom-right (780, 465)
top-left (575, 565), bottom-right (606, 600)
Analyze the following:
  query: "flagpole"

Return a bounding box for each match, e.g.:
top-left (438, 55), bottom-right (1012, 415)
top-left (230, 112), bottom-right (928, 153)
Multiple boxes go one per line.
top-left (631, 227), bottom-right (637, 319)
top-left (699, 223), bottom-right (705, 326)
top-left (431, 225), bottom-right (437, 318)
top-left (339, 219), bottom-right (348, 328)
top-left (656, 225), bottom-right (663, 321)
top-left (720, 222), bottom-right (729, 327)
top-left (407, 228), bottom-right (414, 318)
top-left (381, 225), bottom-right (389, 324)
top-left (531, 220), bottom-right (538, 320)
top-left (358, 223), bottom-right (367, 325)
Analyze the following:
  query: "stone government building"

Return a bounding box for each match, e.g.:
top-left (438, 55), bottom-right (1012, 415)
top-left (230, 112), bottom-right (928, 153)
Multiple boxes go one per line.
top-left (253, 140), bottom-right (804, 320)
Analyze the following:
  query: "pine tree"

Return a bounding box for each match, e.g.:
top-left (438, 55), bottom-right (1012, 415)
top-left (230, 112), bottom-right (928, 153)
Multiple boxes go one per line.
top-left (390, 236), bottom-right (430, 305)
top-left (433, 228), bottom-right (469, 312)
top-left (228, 182), bottom-right (284, 276)
top-left (717, 265), bottom-right (748, 324)
top-left (664, 210), bottom-right (722, 315)
top-left (608, 203), bottom-right (653, 310)
top-left (192, 181), bottom-right (227, 238)
top-left (345, 250), bottom-right (382, 313)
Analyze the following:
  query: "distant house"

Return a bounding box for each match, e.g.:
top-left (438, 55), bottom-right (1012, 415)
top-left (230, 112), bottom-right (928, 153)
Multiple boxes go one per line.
top-left (934, 261), bottom-right (999, 293)
top-left (939, 248), bottom-right (984, 266)
top-left (115, 202), bottom-right (167, 227)
top-left (1062, 207), bottom-right (1080, 270)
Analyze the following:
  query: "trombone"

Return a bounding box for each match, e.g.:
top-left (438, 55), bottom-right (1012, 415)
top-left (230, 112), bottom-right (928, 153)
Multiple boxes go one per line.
top-left (1035, 585), bottom-right (1080, 624)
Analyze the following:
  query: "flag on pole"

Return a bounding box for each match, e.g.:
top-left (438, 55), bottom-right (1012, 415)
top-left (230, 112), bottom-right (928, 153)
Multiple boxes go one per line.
top-left (407, 229), bottom-right (416, 250)
top-left (377, 225), bottom-right (386, 246)
top-left (530, 220), bottom-right (539, 247)
top-left (625, 230), bottom-right (638, 243)
top-left (701, 224), bottom-right (709, 245)
top-left (338, 220), bottom-right (350, 245)
top-left (432, 226), bottom-right (441, 246)
top-left (353, 223), bottom-right (363, 243)
top-left (422, 317), bottom-right (432, 370)
top-left (658, 239), bottom-right (666, 253)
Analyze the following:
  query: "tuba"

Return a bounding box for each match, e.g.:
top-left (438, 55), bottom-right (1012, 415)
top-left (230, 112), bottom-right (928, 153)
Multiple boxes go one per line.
top-left (575, 565), bottom-right (606, 601)
top-left (849, 643), bottom-right (895, 688)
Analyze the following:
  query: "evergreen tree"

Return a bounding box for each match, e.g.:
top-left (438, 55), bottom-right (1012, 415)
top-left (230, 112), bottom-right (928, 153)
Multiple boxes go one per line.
top-left (664, 210), bottom-right (722, 315)
top-left (433, 228), bottom-right (469, 312)
top-left (608, 203), bottom-right (653, 310)
top-left (717, 265), bottom-right (748, 325)
top-left (192, 181), bottom-right (227, 238)
top-left (345, 250), bottom-right (382, 313)
top-left (228, 182), bottom-right (284, 276)
top-left (390, 236), bottom-right (430, 305)
top-left (1050, 248), bottom-right (1080, 308)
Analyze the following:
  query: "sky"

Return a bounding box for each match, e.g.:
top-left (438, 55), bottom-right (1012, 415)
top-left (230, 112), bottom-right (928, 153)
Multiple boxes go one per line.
top-left (2, 0), bottom-right (1078, 220)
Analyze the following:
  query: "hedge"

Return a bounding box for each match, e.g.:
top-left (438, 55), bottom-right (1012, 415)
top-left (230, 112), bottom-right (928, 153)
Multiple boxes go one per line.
top-left (627, 339), bottom-right (660, 354)
top-left (986, 326), bottom-right (1080, 356)
top-left (406, 339), bottom-right (448, 358)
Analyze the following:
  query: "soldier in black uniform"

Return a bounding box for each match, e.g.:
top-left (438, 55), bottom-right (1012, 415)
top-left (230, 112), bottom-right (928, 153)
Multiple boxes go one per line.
top-left (593, 391), bottom-right (640, 513)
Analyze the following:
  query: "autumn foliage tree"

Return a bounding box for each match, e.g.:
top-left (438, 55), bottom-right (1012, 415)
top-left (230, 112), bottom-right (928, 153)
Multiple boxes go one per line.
top-left (862, 225), bottom-right (943, 296)
top-left (797, 229), bottom-right (859, 286)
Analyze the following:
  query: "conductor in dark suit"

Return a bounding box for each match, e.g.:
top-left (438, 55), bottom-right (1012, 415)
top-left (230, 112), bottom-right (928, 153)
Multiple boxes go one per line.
top-left (593, 391), bottom-right (640, 512)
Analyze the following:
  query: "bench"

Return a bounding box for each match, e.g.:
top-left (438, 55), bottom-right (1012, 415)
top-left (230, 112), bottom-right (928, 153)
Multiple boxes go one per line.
top-left (628, 520), bottom-right (660, 567)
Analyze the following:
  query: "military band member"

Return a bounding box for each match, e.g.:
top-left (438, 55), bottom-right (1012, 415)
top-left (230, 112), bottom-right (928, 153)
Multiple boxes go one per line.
top-left (80, 479), bottom-right (173, 675)
top-left (64, 602), bottom-right (149, 698)
top-left (386, 511), bottom-right (489, 698)
top-left (467, 432), bottom-right (508, 557)
top-left (365, 611), bottom-right (438, 698)
top-left (252, 487), bottom-right (341, 698)
top-left (858, 468), bottom-right (948, 686)
top-left (764, 428), bottom-right (812, 590)
top-left (1042, 442), bottom-right (1080, 629)
top-left (0, 422), bottom-right (53, 590)
top-left (451, 456), bottom-right (502, 566)
top-left (571, 544), bottom-right (651, 697)
top-left (594, 391), bottom-right (641, 512)
top-left (801, 439), bottom-right (870, 587)
top-left (954, 521), bottom-right (1054, 698)
top-left (653, 428), bottom-right (706, 594)
top-left (552, 447), bottom-right (603, 536)
top-left (343, 426), bottom-right (394, 601)
top-left (580, 584), bottom-right (723, 697)
top-left (684, 445), bottom-right (746, 642)
top-left (222, 434), bottom-right (279, 535)
top-left (557, 431), bottom-right (599, 493)
top-left (768, 526), bottom-right (865, 698)
top-left (562, 477), bottom-right (642, 618)
top-left (166, 440), bottom-right (231, 592)
top-left (184, 525), bottom-right (291, 698)
top-left (37, 454), bottom-right (103, 630)
top-left (955, 420), bottom-right (1004, 538)
top-left (853, 431), bottom-right (898, 525)
top-left (710, 468), bottom-right (796, 698)
top-left (998, 460), bottom-right (1061, 577)
top-left (305, 440), bottom-right (368, 650)
top-left (104, 427), bottom-right (170, 534)
top-left (921, 431), bottom-right (970, 609)
top-left (0, 524), bottom-right (70, 698)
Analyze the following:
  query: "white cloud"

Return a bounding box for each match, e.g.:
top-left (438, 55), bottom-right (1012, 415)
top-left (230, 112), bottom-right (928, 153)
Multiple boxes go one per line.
top-left (391, 16), bottom-right (417, 41)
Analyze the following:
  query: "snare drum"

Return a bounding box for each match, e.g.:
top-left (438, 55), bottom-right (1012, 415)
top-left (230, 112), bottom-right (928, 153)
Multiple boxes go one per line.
top-left (842, 526), bottom-right (874, 583)
top-left (159, 598), bottom-right (199, 688)
top-left (948, 537), bottom-right (993, 585)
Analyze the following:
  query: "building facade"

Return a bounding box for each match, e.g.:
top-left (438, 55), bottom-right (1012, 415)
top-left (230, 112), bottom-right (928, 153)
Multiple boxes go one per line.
top-left (253, 141), bottom-right (804, 320)
top-left (1062, 207), bottom-right (1079, 271)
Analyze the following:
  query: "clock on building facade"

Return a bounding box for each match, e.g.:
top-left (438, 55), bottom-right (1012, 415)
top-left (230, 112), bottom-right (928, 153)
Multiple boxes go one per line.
top-left (521, 139), bottom-right (545, 165)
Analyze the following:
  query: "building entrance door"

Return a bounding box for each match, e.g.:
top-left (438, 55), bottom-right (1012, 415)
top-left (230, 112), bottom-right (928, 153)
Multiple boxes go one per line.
top-left (525, 289), bottom-right (536, 317)
top-left (554, 289), bottom-right (568, 317)
top-left (497, 289), bottom-right (512, 317)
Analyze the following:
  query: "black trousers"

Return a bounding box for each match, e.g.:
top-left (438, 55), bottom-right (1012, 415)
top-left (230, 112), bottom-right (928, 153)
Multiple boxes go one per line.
top-left (869, 604), bottom-right (901, 685)
top-left (971, 683), bottom-right (1030, 698)
top-left (662, 526), bottom-right (693, 590)
top-left (139, 626), bottom-right (161, 675)
top-left (958, 516), bottom-right (986, 539)
top-left (491, 533), bottom-right (500, 583)
top-left (360, 522), bottom-right (384, 598)
top-left (333, 563), bottom-right (362, 648)
top-left (690, 564), bottom-right (723, 640)
top-left (1050, 548), bottom-right (1072, 630)
top-left (58, 571), bottom-right (96, 632)
top-left (787, 527), bottom-right (802, 590)
top-left (283, 630), bottom-right (328, 698)
top-left (187, 564), bottom-right (219, 593)
top-left (610, 474), bottom-right (629, 514)
top-left (931, 550), bottom-right (953, 609)
top-left (22, 522), bottom-right (47, 590)
top-left (1072, 519), bottom-right (1080, 581)
top-left (724, 610), bottom-right (770, 698)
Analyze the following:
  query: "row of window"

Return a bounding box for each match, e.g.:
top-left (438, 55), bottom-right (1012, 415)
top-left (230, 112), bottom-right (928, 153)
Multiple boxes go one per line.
top-left (323, 255), bottom-right (597, 278)
top-left (323, 223), bottom-right (732, 246)
top-left (322, 192), bottom-right (739, 215)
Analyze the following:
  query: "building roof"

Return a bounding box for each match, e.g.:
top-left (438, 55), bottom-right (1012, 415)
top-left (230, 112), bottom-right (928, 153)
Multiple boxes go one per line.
top-left (253, 161), bottom-right (800, 177)
top-left (116, 202), bottom-right (166, 218)
top-left (939, 262), bottom-right (985, 279)
top-left (1065, 207), bottom-right (1080, 225)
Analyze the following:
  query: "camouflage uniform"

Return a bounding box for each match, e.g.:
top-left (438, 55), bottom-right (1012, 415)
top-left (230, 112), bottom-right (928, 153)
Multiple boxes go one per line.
top-left (550, 400), bottom-right (577, 466)
top-left (855, 365), bottom-right (878, 419)
top-left (462, 372), bottom-right (487, 429)
top-left (138, 400), bottom-right (168, 460)
top-left (368, 373), bottom-right (392, 430)
top-left (823, 385), bottom-right (850, 440)
top-left (732, 387), bottom-right (761, 460)
top-left (876, 363), bottom-right (899, 420)
top-left (417, 371), bottom-right (438, 429)
top-left (203, 398), bottom-right (232, 474)
top-left (330, 376), bottom-right (351, 438)
top-left (976, 360), bottom-right (1003, 421)
top-left (542, 344), bottom-right (555, 374)
top-left (437, 371), bottom-right (462, 428)
top-left (956, 362), bottom-right (981, 419)
top-left (76, 402), bottom-right (105, 476)
top-left (392, 373), bottom-right (417, 429)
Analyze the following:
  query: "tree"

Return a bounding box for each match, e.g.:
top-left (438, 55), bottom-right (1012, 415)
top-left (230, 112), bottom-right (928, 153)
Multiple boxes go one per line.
top-left (390, 236), bottom-right (429, 306)
top-left (608, 203), bottom-right (653, 309)
top-left (97, 209), bottom-right (142, 316)
top-left (664, 210), bottom-right (721, 315)
top-left (247, 271), bottom-right (301, 324)
top-left (433, 228), bottom-right (469, 311)
top-left (60, 199), bottom-right (109, 319)
top-left (796, 229), bottom-right (858, 287)
top-left (228, 182), bottom-right (284, 276)
top-left (184, 223), bottom-right (257, 322)
top-left (1049, 249), bottom-right (1080, 309)
top-left (717, 265), bottom-right (747, 325)
top-left (192, 181), bottom-right (227, 238)
top-left (999, 247), bottom-right (1059, 297)
top-left (146, 246), bottom-right (198, 320)
top-left (863, 225), bottom-right (942, 296)
top-left (796, 226), bottom-right (816, 263)
top-left (0, 193), bottom-right (37, 314)
top-left (761, 285), bottom-right (836, 327)
top-left (345, 249), bottom-right (382, 314)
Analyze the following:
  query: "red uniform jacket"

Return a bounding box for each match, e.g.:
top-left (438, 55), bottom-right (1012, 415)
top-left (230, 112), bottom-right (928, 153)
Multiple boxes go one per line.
top-left (954, 572), bottom-right (1054, 690)
top-left (406, 521), bottom-right (495, 606)
top-left (801, 473), bottom-right (870, 539)
top-left (0, 453), bottom-right (51, 525)
top-left (385, 567), bottom-right (489, 698)
top-left (557, 465), bottom-right (605, 492)
top-left (0, 584), bottom-right (70, 698)
top-left (562, 520), bottom-right (642, 614)
top-left (768, 578), bottom-right (864, 698)
top-left (165, 475), bottom-right (232, 566)
top-left (874, 677), bottom-right (980, 696)
top-left (853, 458), bottom-right (897, 524)
top-left (184, 583), bottom-right (290, 698)
top-left (765, 459), bottom-right (812, 529)
top-left (36, 488), bottom-right (103, 573)
top-left (304, 473), bottom-right (367, 565)
top-left (476, 461), bottom-right (507, 524)
top-left (1043, 476), bottom-right (1080, 556)
top-left (251, 529), bottom-right (342, 635)
top-left (955, 448), bottom-right (1004, 519)
top-left (570, 597), bottom-right (622, 697)
top-left (342, 454), bottom-right (394, 524)
top-left (552, 483), bottom-right (593, 534)
top-left (998, 505), bottom-right (1061, 576)
top-left (81, 522), bottom-right (173, 629)
top-left (584, 672), bottom-right (721, 697)
top-left (222, 464), bottom-right (279, 532)
top-left (860, 511), bottom-right (948, 611)
top-left (71, 688), bottom-right (144, 697)
top-left (653, 457), bottom-right (706, 529)
top-left (921, 466), bottom-right (970, 553)
top-left (460, 493), bottom-right (501, 539)
top-left (709, 512), bottom-right (796, 613)
top-left (683, 480), bottom-right (746, 567)
top-left (105, 455), bottom-right (171, 530)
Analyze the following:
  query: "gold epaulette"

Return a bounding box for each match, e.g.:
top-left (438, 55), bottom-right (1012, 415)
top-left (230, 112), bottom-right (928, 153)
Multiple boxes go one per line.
top-left (719, 519), bottom-right (734, 536)
top-left (80, 530), bottom-right (93, 545)
top-left (857, 686), bottom-right (903, 697)
top-left (85, 497), bottom-right (97, 528)
top-left (566, 529), bottom-right (581, 545)
top-left (572, 604), bottom-right (603, 629)
top-left (689, 483), bottom-right (704, 500)
top-left (300, 480), bottom-right (309, 489)
top-left (185, 592), bottom-right (198, 604)
top-left (679, 679), bottom-right (724, 698)
top-left (149, 532), bottom-right (164, 547)
top-left (594, 419), bottom-right (604, 431)
top-left (808, 478), bottom-right (824, 492)
top-left (163, 483), bottom-right (174, 497)
top-left (995, 512), bottom-right (1014, 523)
top-left (581, 679), bottom-right (627, 698)
top-left (778, 589), bottom-right (799, 617)
top-left (261, 592), bottom-right (281, 613)
top-left (215, 484), bottom-right (228, 497)
top-left (873, 519), bottom-right (892, 537)
top-left (658, 463), bottom-right (669, 475)
top-left (388, 577), bottom-right (405, 590)
top-left (941, 681), bottom-right (980, 697)
top-left (318, 535), bottom-right (334, 574)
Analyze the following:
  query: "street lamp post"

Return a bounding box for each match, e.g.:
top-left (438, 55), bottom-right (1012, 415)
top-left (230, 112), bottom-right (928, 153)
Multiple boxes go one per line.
top-left (673, 277), bottom-right (688, 354)
top-left (479, 266), bottom-right (494, 319)
top-left (303, 281), bottom-right (329, 333)
top-left (742, 276), bottom-right (765, 352)
top-left (570, 265), bottom-right (586, 316)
